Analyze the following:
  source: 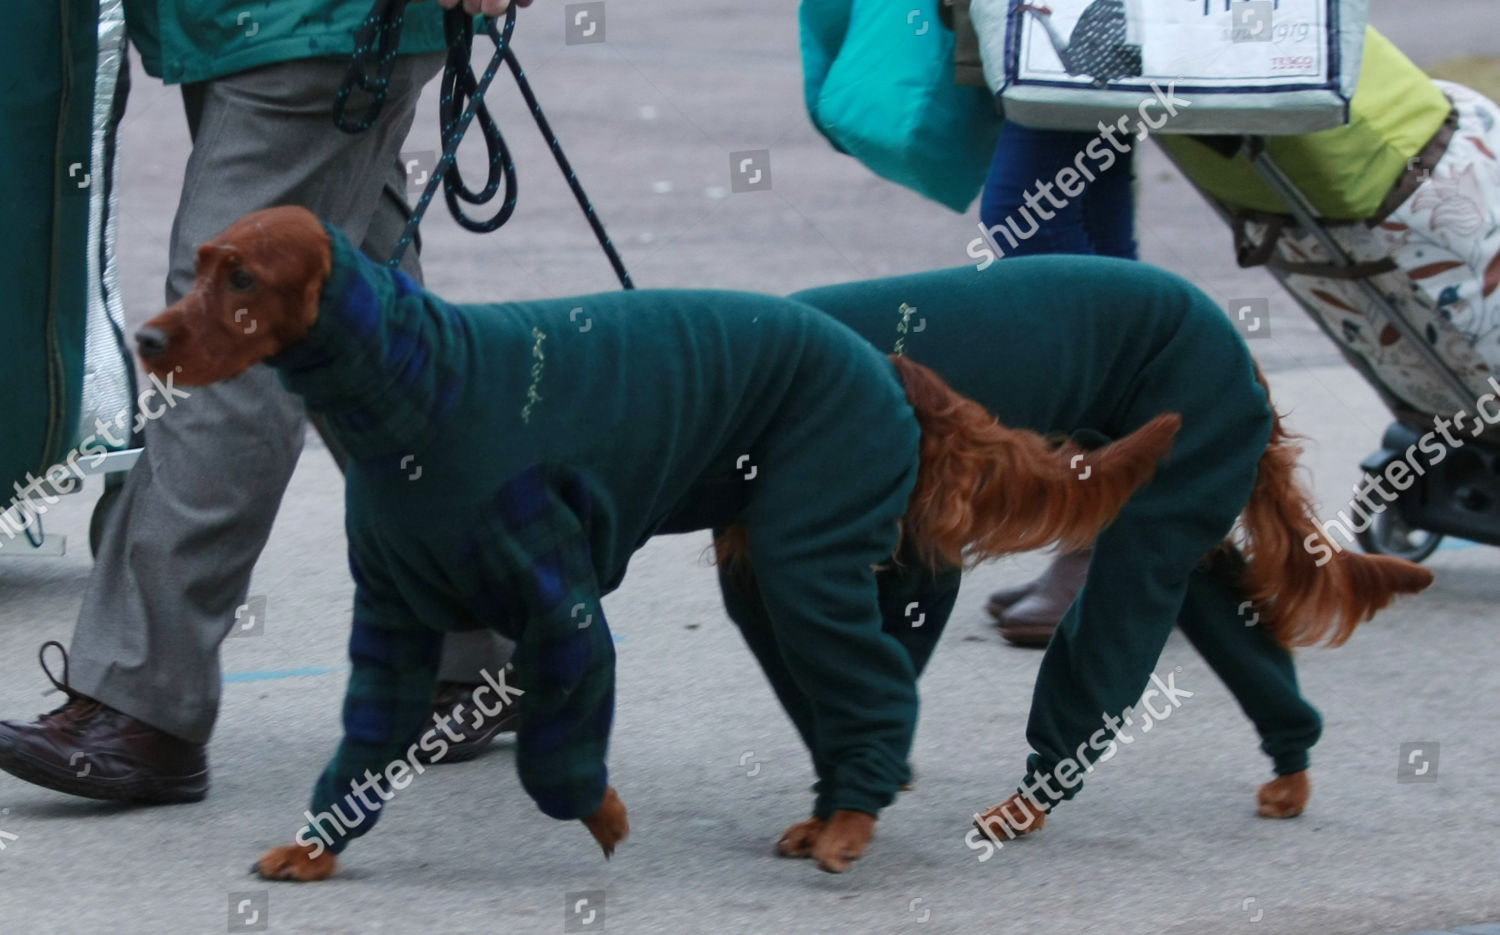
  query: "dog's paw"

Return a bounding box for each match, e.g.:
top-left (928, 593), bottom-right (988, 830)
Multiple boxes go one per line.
top-left (811, 809), bottom-right (876, 874)
top-left (581, 786), bottom-right (630, 858)
top-left (974, 793), bottom-right (1048, 841)
top-left (253, 842), bottom-right (338, 882)
top-left (775, 816), bottom-right (826, 858)
top-left (1257, 770), bottom-right (1310, 819)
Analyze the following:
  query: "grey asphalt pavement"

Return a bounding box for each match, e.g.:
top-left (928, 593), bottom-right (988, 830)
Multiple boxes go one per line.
top-left (1, 1), bottom-right (1497, 933)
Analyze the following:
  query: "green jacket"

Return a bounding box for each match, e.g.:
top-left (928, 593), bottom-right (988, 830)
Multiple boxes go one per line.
top-left (123, 0), bottom-right (447, 85)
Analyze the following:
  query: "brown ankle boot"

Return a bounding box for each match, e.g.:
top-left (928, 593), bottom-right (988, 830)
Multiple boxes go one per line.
top-left (984, 582), bottom-right (1037, 620)
top-left (995, 549), bottom-right (1091, 647)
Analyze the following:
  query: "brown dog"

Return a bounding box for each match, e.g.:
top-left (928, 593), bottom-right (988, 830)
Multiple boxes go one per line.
top-left (138, 207), bottom-right (1179, 877)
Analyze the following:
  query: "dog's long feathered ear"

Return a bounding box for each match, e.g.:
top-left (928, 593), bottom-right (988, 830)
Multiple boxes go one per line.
top-left (294, 218), bottom-right (333, 338)
top-left (1236, 366), bottom-right (1434, 647)
top-left (889, 354), bottom-right (1180, 570)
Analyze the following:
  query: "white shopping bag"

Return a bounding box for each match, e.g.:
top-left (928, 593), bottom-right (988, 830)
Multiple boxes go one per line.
top-left (972, 0), bottom-right (1370, 134)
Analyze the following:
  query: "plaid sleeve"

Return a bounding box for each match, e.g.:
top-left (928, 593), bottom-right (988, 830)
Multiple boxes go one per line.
top-left (302, 549), bottom-right (442, 855)
top-left (488, 467), bottom-right (616, 822)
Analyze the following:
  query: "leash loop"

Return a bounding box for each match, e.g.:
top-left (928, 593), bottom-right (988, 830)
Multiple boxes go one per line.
top-left (333, 0), bottom-right (410, 133)
top-left (335, 1), bottom-right (633, 289)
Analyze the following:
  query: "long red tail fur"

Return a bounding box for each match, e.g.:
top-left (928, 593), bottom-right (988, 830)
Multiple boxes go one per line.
top-left (1236, 366), bottom-right (1434, 647)
top-left (888, 355), bottom-right (1179, 570)
top-left (719, 358), bottom-right (1433, 652)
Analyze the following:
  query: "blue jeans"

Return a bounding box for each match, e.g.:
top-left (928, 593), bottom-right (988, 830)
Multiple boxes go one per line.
top-left (979, 122), bottom-right (1138, 260)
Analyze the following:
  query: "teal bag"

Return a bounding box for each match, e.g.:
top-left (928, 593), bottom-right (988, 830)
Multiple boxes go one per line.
top-left (801, 0), bottom-right (1002, 213)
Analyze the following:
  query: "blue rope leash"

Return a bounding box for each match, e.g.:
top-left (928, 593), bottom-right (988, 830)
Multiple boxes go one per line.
top-left (334, 2), bottom-right (633, 287)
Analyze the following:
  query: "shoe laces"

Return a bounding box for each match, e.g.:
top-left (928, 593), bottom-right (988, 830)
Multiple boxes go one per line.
top-left (36, 640), bottom-right (106, 727)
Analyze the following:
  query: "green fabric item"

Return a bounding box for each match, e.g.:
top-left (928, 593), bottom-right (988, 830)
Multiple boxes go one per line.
top-left (1, 1), bottom-right (95, 500)
top-left (793, 258), bottom-right (1320, 806)
top-left (801, 0), bottom-right (1002, 212)
top-left (284, 225), bottom-right (923, 844)
top-left (715, 539), bottom-right (961, 819)
top-left (1156, 28), bottom-right (1451, 220)
top-left (123, 0), bottom-right (447, 85)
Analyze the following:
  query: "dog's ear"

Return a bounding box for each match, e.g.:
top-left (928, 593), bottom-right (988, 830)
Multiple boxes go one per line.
top-left (297, 226), bottom-right (332, 334)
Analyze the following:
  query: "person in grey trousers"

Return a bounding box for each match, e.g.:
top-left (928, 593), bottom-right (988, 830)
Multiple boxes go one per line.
top-left (0, 0), bottom-right (531, 804)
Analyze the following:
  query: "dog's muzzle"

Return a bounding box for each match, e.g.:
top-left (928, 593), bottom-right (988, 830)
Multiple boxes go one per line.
top-left (135, 326), bottom-right (170, 360)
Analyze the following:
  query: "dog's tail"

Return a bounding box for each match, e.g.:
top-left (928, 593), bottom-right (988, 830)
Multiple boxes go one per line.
top-left (890, 355), bottom-right (1180, 569)
top-left (1236, 366), bottom-right (1434, 648)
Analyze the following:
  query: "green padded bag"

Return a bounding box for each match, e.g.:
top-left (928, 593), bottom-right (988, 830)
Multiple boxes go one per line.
top-left (802, 0), bottom-right (1002, 213)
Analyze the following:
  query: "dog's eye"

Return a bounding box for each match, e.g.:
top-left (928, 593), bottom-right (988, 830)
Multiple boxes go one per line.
top-left (228, 268), bottom-right (256, 291)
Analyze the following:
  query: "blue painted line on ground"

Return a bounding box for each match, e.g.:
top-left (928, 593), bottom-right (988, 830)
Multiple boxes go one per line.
top-left (222, 631), bottom-right (627, 682)
top-left (223, 666), bottom-right (345, 683)
top-left (1438, 538), bottom-right (1482, 552)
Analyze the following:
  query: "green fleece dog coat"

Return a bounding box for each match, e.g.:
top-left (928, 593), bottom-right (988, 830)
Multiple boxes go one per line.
top-left (791, 257), bottom-right (1323, 810)
top-left (277, 225), bottom-right (925, 852)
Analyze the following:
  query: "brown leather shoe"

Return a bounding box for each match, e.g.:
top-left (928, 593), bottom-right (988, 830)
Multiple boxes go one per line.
top-left (994, 549), bottom-right (1092, 648)
top-left (413, 676), bottom-right (520, 766)
top-left (0, 642), bottom-right (208, 804)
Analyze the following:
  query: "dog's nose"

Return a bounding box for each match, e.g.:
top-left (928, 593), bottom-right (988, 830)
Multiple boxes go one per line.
top-left (135, 326), bottom-right (170, 360)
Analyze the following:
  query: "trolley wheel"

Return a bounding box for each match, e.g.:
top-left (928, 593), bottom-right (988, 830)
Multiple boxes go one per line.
top-left (1354, 503), bottom-right (1443, 563)
top-left (89, 481), bottom-right (125, 559)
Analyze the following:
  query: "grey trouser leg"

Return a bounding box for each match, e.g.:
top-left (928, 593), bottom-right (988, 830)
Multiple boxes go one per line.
top-left (69, 54), bottom-right (511, 743)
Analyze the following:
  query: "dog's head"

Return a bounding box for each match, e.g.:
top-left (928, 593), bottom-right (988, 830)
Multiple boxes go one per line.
top-left (136, 206), bottom-right (332, 386)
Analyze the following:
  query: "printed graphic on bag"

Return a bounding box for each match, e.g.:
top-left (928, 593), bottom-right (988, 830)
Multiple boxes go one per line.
top-left (1015, 0), bottom-right (1331, 88)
